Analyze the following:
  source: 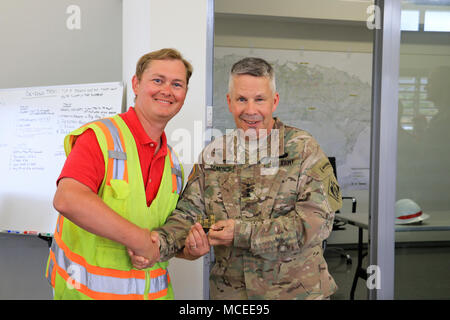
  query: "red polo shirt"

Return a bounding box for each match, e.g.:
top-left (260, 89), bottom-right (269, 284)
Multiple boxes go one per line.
top-left (57, 107), bottom-right (167, 207)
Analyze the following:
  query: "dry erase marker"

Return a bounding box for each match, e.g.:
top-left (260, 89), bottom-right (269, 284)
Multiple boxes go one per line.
top-left (23, 231), bottom-right (38, 235)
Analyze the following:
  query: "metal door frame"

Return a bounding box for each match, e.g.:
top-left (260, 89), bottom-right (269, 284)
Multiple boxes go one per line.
top-left (368, 0), bottom-right (401, 300)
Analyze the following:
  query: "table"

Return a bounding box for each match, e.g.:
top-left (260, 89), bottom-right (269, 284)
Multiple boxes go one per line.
top-left (334, 211), bottom-right (450, 300)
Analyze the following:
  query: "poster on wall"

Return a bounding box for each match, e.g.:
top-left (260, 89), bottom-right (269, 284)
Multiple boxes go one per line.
top-left (213, 46), bottom-right (372, 191)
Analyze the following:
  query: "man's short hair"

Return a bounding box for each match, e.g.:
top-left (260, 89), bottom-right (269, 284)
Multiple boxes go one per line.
top-left (228, 57), bottom-right (276, 93)
top-left (135, 48), bottom-right (193, 85)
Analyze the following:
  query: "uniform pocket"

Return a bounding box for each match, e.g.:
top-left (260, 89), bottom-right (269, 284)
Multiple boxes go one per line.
top-left (319, 261), bottom-right (338, 297)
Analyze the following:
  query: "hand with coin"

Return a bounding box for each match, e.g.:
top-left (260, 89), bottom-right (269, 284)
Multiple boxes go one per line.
top-left (182, 222), bottom-right (210, 260)
top-left (207, 219), bottom-right (235, 247)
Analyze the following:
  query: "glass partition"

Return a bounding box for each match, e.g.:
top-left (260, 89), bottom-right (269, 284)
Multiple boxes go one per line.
top-left (395, 0), bottom-right (450, 299)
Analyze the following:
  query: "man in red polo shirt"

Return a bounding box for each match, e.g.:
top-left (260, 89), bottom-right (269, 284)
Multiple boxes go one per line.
top-left (48, 48), bottom-right (194, 299)
top-left (59, 102), bottom-right (169, 209)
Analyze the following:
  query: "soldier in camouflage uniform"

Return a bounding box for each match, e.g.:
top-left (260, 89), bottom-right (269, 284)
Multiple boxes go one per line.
top-left (133, 57), bottom-right (342, 300)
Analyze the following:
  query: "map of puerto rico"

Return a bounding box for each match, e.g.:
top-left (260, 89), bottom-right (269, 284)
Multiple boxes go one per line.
top-left (213, 47), bottom-right (372, 190)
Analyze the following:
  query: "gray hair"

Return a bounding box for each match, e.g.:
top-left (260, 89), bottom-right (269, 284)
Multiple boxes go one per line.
top-left (228, 57), bottom-right (276, 93)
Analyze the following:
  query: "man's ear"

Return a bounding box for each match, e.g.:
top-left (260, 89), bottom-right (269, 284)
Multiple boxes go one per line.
top-left (227, 93), bottom-right (232, 113)
top-left (131, 75), bottom-right (139, 95)
top-left (272, 92), bottom-right (280, 113)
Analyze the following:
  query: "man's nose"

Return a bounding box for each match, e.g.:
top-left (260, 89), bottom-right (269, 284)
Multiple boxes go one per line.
top-left (160, 82), bottom-right (173, 96)
top-left (244, 100), bottom-right (258, 114)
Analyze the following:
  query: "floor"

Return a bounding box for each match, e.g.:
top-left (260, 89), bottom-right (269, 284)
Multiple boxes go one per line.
top-left (324, 244), bottom-right (450, 300)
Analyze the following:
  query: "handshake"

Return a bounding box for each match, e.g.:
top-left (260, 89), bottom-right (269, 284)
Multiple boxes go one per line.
top-left (127, 219), bottom-right (235, 269)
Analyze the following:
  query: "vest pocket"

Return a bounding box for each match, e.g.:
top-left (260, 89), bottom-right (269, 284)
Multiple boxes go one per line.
top-left (103, 179), bottom-right (130, 217)
top-left (95, 242), bottom-right (131, 270)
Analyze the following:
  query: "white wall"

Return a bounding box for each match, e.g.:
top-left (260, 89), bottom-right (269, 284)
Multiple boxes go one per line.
top-left (0, 0), bottom-right (122, 89)
top-left (123, 0), bottom-right (210, 300)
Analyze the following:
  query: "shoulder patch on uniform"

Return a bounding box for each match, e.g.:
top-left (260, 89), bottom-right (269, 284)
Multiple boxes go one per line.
top-left (327, 174), bottom-right (342, 212)
top-left (328, 178), bottom-right (341, 203)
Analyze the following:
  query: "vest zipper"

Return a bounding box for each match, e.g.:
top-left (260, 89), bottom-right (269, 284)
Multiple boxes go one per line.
top-left (144, 270), bottom-right (150, 300)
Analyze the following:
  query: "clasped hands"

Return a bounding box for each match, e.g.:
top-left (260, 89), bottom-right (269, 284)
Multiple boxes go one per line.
top-left (127, 219), bottom-right (235, 270)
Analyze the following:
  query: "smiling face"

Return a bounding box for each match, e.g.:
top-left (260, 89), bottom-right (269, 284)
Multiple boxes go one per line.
top-left (132, 59), bottom-right (188, 123)
top-left (227, 74), bottom-right (279, 137)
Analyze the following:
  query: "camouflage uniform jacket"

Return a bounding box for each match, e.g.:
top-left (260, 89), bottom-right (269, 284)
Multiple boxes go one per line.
top-left (156, 118), bottom-right (342, 300)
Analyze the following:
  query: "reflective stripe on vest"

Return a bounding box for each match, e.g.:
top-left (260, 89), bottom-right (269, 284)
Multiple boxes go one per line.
top-left (96, 118), bottom-right (128, 183)
top-left (49, 212), bottom-right (171, 300)
top-left (49, 235), bottom-right (169, 299)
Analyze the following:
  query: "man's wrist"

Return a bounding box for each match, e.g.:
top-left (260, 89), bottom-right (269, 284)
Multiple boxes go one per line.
top-left (180, 246), bottom-right (197, 260)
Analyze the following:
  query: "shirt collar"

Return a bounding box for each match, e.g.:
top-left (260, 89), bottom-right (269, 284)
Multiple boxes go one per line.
top-left (124, 107), bottom-right (167, 154)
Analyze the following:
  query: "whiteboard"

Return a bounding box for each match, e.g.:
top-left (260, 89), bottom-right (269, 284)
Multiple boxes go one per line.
top-left (0, 82), bottom-right (124, 234)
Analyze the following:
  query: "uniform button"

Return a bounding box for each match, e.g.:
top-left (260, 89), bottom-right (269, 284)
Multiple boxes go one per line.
top-left (149, 178), bottom-right (152, 183)
top-left (150, 143), bottom-right (155, 147)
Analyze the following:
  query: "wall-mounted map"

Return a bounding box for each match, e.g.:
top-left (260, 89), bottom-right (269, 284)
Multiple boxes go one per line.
top-left (213, 47), bottom-right (372, 190)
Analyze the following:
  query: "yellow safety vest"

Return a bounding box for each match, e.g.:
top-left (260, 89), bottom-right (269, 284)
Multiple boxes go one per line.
top-left (45, 115), bottom-right (183, 300)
